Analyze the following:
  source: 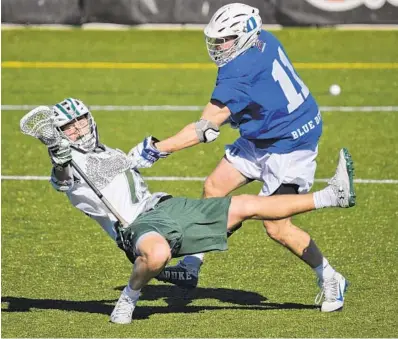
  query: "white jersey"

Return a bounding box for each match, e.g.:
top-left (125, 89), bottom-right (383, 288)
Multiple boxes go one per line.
top-left (50, 145), bottom-right (168, 241)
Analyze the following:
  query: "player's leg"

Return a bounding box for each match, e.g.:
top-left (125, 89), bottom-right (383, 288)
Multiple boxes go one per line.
top-left (262, 198), bottom-right (346, 313)
top-left (231, 148), bottom-right (355, 312)
top-left (227, 148), bottom-right (356, 225)
top-left (156, 158), bottom-right (248, 287)
top-left (260, 184), bottom-right (310, 253)
top-left (203, 156), bottom-right (254, 235)
top-left (262, 148), bottom-right (352, 312)
top-left (203, 156), bottom-right (251, 197)
top-left (261, 184), bottom-right (327, 294)
top-left (312, 148), bottom-right (353, 312)
top-left (157, 145), bottom-right (257, 287)
top-left (129, 232), bottom-right (172, 289)
top-left (227, 192), bottom-right (313, 226)
top-left (111, 232), bottom-right (171, 324)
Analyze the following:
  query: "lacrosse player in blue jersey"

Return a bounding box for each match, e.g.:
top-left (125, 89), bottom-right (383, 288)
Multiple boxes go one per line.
top-left (133, 3), bottom-right (351, 312)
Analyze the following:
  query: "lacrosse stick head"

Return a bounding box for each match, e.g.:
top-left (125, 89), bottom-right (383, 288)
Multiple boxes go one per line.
top-left (52, 98), bottom-right (98, 152)
top-left (20, 105), bottom-right (62, 148)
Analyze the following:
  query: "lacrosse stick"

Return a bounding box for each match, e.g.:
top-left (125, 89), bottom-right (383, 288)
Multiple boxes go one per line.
top-left (20, 106), bottom-right (129, 228)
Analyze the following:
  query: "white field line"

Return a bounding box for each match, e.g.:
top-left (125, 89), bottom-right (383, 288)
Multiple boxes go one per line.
top-left (1, 175), bottom-right (397, 184)
top-left (2, 105), bottom-right (398, 112)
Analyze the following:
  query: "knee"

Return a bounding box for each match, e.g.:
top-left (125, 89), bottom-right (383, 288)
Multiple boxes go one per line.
top-left (203, 176), bottom-right (223, 198)
top-left (238, 194), bottom-right (259, 217)
top-left (229, 195), bottom-right (257, 222)
top-left (263, 219), bottom-right (292, 241)
top-left (145, 244), bottom-right (171, 273)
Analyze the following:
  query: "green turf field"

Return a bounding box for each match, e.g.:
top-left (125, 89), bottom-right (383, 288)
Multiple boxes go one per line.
top-left (2, 28), bottom-right (398, 338)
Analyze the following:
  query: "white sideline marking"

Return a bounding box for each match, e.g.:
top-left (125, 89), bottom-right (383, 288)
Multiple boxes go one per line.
top-left (1, 175), bottom-right (397, 184)
top-left (335, 24), bottom-right (398, 31)
top-left (2, 105), bottom-right (398, 112)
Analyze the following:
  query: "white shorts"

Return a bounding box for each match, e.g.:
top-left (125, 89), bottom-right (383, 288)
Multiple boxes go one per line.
top-left (225, 138), bottom-right (318, 196)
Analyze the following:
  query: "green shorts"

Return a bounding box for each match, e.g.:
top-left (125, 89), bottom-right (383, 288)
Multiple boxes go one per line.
top-left (119, 196), bottom-right (231, 262)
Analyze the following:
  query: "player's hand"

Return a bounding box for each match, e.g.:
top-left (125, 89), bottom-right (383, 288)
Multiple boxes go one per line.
top-left (49, 138), bottom-right (72, 167)
top-left (128, 136), bottom-right (170, 168)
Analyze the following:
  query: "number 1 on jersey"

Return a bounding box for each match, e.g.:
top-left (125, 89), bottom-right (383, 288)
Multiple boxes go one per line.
top-left (272, 47), bottom-right (309, 113)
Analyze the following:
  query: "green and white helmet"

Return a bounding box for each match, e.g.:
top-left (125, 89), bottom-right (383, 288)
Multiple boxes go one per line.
top-left (52, 98), bottom-right (98, 152)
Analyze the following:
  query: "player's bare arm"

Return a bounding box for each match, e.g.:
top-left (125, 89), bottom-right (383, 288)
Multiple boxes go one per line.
top-left (154, 100), bottom-right (231, 153)
top-left (128, 100), bottom-right (231, 168)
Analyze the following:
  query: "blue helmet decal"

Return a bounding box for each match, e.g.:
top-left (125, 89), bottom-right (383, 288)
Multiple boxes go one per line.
top-left (246, 17), bottom-right (257, 32)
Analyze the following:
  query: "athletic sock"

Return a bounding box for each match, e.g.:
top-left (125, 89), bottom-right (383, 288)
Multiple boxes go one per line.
top-left (124, 284), bottom-right (141, 301)
top-left (313, 186), bottom-right (337, 209)
top-left (314, 257), bottom-right (336, 281)
top-left (301, 239), bottom-right (323, 268)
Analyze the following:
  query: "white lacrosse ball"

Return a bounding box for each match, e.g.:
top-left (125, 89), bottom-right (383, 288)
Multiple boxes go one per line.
top-left (329, 84), bottom-right (341, 96)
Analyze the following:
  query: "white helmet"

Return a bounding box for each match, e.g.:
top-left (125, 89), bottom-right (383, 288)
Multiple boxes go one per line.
top-left (52, 98), bottom-right (98, 152)
top-left (204, 3), bottom-right (262, 67)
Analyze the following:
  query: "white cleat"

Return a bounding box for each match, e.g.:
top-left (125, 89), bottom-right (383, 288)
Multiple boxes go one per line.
top-left (315, 272), bottom-right (348, 312)
top-left (110, 292), bottom-right (137, 324)
top-left (328, 148), bottom-right (356, 208)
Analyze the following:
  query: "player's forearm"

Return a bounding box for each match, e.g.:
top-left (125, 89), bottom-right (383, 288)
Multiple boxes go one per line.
top-left (53, 164), bottom-right (73, 181)
top-left (155, 123), bottom-right (200, 153)
top-left (50, 164), bottom-right (74, 192)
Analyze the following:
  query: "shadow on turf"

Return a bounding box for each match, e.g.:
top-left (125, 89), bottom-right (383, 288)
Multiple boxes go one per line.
top-left (2, 285), bottom-right (319, 320)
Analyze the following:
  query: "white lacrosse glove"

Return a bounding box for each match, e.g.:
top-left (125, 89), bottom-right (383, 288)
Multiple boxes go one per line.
top-left (128, 136), bottom-right (170, 169)
top-left (49, 138), bottom-right (72, 168)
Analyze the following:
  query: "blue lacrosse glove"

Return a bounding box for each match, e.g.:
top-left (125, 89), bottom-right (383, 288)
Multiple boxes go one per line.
top-left (128, 136), bottom-right (170, 169)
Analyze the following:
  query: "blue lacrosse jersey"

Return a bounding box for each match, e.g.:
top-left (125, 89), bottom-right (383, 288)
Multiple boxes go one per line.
top-left (211, 30), bottom-right (322, 154)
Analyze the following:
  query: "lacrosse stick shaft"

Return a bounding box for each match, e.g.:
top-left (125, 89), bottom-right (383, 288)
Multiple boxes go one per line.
top-left (71, 160), bottom-right (129, 228)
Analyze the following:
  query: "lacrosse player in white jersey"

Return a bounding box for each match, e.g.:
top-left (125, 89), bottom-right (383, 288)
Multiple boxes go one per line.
top-left (25, 98), bottom-right (356, 324)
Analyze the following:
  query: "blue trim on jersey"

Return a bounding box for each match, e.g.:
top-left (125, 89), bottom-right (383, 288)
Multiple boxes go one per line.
top-left (211, 30), bottom-right (321, 154)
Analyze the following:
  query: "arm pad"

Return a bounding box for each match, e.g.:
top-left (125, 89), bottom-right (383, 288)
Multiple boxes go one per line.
top-left (50, 165), bottom-right (74, 192)
top-left (195, 119), bottom-right (220, 143)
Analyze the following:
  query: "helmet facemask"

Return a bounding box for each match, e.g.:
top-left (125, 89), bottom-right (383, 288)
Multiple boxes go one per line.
top-left (60, 114), bottom-right (97, 152)
top-left (205, 35), bottom-right (240, 66)
top-left (53, 98), bottom-right (98, 152)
